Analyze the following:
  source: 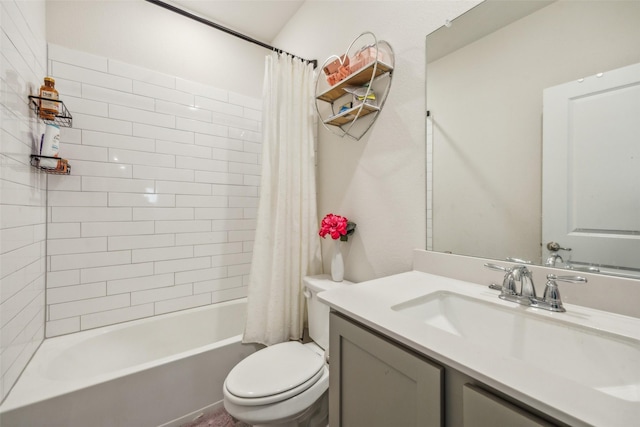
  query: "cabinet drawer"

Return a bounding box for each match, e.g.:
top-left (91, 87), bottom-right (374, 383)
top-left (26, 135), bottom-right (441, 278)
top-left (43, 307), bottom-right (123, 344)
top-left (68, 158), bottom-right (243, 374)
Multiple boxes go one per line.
top-left (463, 384), bottom-right (556, 427)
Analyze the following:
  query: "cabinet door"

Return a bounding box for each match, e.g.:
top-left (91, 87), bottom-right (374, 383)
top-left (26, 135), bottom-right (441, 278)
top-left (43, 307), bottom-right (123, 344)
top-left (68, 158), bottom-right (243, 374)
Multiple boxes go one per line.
top-left (329, 312), bottom-right (443, 427)
top-left (463, 384), bottom-right (556, 427)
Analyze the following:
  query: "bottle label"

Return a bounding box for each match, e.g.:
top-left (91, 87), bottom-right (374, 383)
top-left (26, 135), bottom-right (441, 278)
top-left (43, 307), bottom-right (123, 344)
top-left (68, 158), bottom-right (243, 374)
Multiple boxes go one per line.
top-left (40, 89), bottom-right (59, 112)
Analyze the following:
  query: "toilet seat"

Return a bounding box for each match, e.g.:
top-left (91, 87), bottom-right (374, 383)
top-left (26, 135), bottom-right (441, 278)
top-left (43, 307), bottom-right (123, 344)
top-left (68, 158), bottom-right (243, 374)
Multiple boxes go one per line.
top-left (223, 367), bottom-right (329, 425)
top-left (224, 341), bottom-right (325, 406)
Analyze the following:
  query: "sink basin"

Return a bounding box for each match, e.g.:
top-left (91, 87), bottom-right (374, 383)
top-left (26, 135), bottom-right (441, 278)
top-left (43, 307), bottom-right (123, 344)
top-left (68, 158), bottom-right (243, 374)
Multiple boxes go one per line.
top-left (391, 291), bottom-right (640, 402)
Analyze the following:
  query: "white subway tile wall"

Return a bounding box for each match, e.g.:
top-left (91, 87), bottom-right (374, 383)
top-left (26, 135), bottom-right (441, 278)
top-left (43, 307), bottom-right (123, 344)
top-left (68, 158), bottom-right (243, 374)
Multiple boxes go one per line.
top-left (46, 43), bottom-right (262, 338)
top-left (0, 0), bottom-right (48, 403)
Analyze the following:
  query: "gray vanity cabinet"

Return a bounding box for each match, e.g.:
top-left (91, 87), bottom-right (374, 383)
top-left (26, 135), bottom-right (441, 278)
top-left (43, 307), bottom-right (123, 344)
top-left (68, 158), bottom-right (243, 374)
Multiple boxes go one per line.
top-left (329, 312), bottom-right (564, 427)
top-left (329, 312), bottom-right (443, 427)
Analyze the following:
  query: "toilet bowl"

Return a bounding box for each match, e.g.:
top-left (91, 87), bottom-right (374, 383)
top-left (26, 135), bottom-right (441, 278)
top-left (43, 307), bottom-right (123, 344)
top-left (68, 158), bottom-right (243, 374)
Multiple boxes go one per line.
top-left (223, 275), bottom-right (352, 426)
top-left (223, 342), bottom-right (328, 426)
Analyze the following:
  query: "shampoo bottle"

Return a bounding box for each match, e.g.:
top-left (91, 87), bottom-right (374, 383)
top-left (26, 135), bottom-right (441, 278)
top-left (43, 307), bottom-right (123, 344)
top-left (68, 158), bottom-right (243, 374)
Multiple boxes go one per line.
top-left (39, 77), bottom-right (59, 120)
top-left (39, 124), bottom-right (61, 169)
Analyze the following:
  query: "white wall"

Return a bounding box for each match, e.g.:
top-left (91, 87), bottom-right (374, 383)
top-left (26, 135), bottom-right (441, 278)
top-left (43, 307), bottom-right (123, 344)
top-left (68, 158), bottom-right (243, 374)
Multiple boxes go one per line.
top-left (46, 0), bottom-right (268, 97)
top-left (1, 0), bottom-right (266, 401)
top-left (45, 0), bottom-right (481, 285)
top-left (41, 2), bottom-right (267, 335)
top-left (273, 1), bottom-right (479, 282)
top-left (45, 44), bottom-right (262, 337)
top-left (0, 0), bottom-right (48, 404)
top-left (43, 0), bottom-right (482, 292)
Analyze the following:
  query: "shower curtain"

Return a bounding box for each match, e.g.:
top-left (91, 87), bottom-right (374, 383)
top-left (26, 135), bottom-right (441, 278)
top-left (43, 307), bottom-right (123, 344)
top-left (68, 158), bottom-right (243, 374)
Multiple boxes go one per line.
top-left (243, 52), bottom-right (322, 346)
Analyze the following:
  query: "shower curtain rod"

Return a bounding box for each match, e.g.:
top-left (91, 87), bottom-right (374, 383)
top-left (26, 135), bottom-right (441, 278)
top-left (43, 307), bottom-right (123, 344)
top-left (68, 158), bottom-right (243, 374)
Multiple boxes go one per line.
top-left (145, 0), bottom-right (317, 68)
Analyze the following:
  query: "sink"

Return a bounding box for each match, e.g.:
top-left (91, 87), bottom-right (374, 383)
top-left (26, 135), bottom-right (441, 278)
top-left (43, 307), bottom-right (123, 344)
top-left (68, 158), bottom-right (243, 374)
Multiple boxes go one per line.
top-left (391, 291), bottom-right (640, 402)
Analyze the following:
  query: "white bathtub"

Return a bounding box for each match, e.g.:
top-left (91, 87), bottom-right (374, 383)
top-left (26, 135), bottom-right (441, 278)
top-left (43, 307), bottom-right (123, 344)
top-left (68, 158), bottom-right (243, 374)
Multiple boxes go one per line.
top-left (0, 298), bottom-right (261, 427)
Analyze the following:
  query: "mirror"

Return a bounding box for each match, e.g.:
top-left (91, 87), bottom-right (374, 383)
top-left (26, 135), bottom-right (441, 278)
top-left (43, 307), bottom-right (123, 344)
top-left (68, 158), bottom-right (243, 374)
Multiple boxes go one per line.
top-left (426, 0), bottom-right (640, 278)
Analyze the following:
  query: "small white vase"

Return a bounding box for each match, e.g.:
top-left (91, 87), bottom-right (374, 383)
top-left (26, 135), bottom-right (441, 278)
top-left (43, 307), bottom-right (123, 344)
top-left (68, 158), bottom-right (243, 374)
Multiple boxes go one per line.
top-left (331, 239), bottom-right (344, 282)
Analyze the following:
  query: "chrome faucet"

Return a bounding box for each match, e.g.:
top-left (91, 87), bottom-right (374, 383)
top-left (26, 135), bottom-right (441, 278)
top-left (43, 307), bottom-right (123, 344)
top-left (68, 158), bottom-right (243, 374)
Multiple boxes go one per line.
top-left (544, 252), bottom-right (563, 267)
top-left (485, 263), bottom-right (536, 301)
top-left (484, 263), bottom-right (587, 312)
top-left (517, 266), bottom-right (536, 298)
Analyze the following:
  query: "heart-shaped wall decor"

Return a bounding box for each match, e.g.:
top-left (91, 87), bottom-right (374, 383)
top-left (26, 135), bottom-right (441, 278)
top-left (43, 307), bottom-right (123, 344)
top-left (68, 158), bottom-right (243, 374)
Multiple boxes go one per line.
top-left (314, 32), bottom-right (395, 141)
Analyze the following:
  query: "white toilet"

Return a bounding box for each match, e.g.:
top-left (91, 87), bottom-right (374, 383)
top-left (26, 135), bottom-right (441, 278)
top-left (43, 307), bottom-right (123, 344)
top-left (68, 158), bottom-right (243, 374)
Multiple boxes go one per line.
top-left (223, 275), bottom-right (352, 426)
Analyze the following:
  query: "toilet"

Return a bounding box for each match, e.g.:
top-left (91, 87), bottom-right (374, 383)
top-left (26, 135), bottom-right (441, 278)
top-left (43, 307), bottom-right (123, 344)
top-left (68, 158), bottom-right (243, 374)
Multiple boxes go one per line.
top-left (223, 275), bottom-right (352, 426)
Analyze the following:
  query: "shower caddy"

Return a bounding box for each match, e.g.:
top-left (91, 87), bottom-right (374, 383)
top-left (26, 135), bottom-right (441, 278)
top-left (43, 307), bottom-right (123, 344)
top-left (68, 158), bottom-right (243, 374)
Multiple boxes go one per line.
top-left (314, 32), bottom-right (394, 141)
top-left (28, 94), bottom-right (73, 175)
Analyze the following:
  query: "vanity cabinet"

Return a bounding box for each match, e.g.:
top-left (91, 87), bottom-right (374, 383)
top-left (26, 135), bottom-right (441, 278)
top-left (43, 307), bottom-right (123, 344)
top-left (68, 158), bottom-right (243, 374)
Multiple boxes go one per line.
top-left (329, 312), bottom-right (564, 427)
top-left (329, 312), bottom-right (443, 426)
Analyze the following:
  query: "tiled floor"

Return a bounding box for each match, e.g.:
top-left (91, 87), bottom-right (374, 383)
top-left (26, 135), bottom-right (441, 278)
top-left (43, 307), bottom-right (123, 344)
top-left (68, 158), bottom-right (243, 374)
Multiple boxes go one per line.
top-left (181, 408), bottom-right (250, 427)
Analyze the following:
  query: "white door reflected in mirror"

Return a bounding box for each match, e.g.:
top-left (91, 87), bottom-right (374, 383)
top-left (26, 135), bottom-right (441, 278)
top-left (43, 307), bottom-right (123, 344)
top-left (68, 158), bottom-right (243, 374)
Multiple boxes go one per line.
top-left (542, 62), bottom-right (640, 276)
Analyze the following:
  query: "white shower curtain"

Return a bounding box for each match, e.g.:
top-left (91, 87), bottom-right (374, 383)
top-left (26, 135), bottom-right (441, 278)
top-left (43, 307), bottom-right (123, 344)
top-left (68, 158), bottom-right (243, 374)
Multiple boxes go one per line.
top-left (243, 52), bottom-right (323, 346)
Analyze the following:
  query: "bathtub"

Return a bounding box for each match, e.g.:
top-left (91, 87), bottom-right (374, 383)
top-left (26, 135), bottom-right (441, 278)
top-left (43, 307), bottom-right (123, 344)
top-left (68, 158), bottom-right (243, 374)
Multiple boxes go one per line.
top-left (0, 298), bottom-right (261, 427)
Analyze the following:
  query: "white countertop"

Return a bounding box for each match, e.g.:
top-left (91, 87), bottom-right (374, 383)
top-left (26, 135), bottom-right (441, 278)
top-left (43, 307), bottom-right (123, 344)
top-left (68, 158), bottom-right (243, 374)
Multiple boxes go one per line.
top-left (319, 270), bottom-right (640, 427)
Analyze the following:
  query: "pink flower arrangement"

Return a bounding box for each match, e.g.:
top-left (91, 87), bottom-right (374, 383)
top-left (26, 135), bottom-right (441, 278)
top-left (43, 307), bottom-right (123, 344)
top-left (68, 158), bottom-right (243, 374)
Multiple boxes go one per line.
top-left (319, 213), bottom-right (357, 242)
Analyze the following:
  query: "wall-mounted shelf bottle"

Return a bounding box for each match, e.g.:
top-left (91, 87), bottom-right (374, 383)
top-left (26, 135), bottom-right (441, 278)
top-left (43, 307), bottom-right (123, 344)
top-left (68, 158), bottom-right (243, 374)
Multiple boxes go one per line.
top-left (314, 32), bottom-right (394, 141)
top-left (28, 95), bottom-right (73, 127)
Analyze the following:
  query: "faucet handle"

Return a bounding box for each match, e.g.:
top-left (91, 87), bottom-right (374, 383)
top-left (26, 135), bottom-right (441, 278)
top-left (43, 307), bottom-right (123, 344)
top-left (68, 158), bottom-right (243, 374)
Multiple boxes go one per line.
top-left (547, 274), bottom-right (588, 284)
top-left (541, 274), bottom-right (587, 312)
top-left (565, 264), bottom-right (600, 273)
top-left (484, 263), bottom-right (517, 295)
top-left (506, 257), bottom-right (532, 264)
top-left (484, 263), bottom-right (510, 272)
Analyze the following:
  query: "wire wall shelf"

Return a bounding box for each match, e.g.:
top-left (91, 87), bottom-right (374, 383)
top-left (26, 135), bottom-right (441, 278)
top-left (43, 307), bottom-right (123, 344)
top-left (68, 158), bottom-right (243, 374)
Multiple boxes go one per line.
top-left (28, 95), bottom-right (73, 127)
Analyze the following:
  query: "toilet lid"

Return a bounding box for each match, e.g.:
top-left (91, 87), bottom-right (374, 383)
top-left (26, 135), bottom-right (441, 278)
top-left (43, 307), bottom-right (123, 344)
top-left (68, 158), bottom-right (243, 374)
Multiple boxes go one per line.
top-left (225, 341), bottom-right (324, 400)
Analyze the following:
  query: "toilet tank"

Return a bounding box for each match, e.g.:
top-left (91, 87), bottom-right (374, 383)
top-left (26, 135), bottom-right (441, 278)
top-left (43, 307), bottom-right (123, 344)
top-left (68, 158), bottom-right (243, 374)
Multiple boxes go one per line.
top-left (304, 274), bottom-right (353, 350)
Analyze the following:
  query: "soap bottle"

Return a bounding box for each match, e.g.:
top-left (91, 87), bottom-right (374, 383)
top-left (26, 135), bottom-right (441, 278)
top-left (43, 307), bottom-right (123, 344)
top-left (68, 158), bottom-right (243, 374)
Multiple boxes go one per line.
top-left (39, 77), bottom-right (59, 120)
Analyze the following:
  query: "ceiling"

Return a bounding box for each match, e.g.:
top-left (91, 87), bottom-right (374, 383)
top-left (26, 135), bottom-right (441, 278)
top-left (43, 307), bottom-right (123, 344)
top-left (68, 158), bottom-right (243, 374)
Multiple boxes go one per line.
top-left (169, 0), bottom-right (306, 43)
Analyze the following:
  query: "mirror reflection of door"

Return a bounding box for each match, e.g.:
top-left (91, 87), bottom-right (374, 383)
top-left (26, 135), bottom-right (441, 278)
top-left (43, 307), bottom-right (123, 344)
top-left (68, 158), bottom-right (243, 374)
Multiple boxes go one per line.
top-left (542, 62), bottom-right (640, 275)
